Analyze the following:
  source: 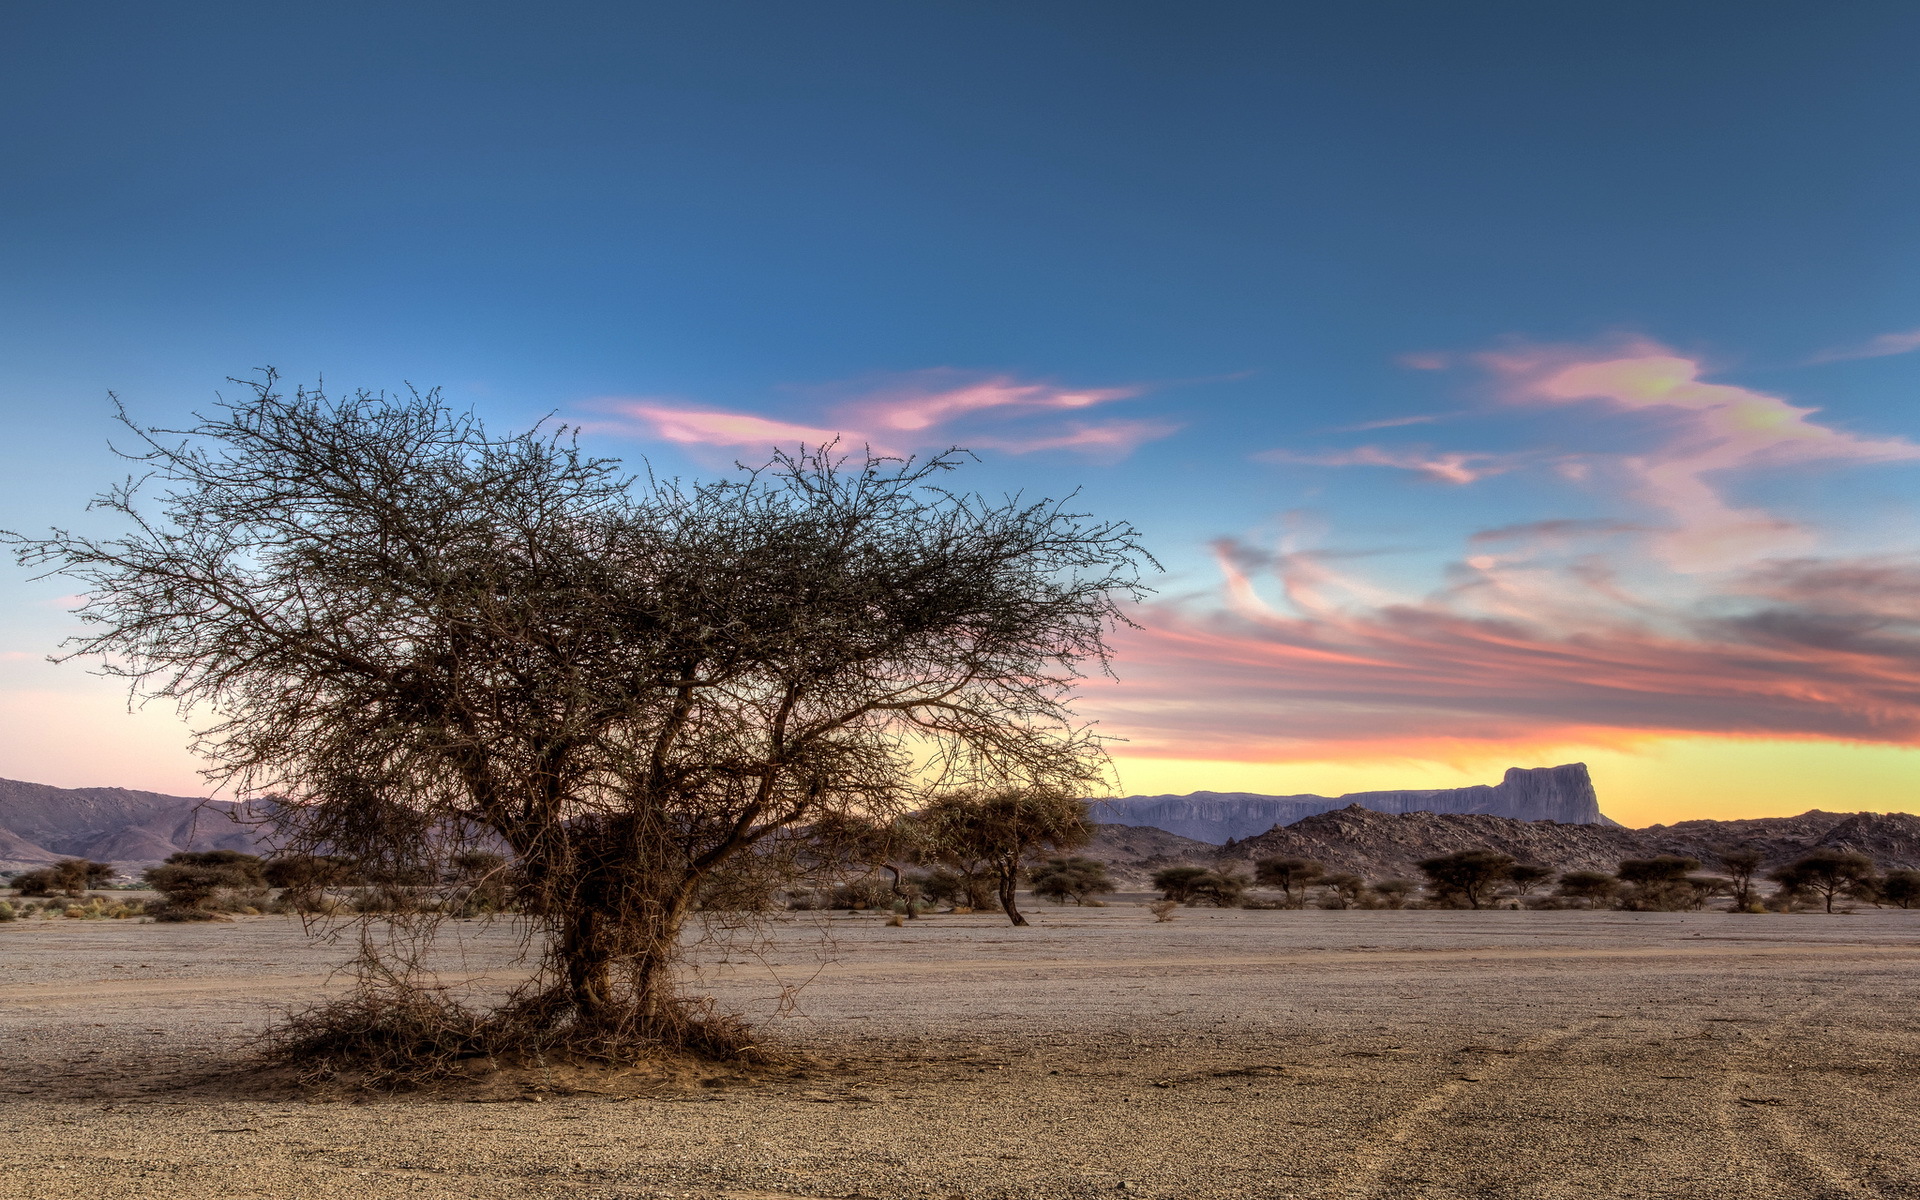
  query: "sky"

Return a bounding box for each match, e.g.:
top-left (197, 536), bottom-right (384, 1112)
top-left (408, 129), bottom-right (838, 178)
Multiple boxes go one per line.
top-left (3, 2), bottom-right (1919, 826)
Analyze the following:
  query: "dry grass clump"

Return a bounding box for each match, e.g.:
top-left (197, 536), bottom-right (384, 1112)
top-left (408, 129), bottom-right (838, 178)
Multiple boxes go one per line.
top-left (264, 966), bottom-right (766, 1092)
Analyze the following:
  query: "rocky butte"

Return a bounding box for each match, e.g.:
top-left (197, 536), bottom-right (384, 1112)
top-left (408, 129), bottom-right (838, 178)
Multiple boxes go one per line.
top-left (1090, 763), bottom-right (1612, 844)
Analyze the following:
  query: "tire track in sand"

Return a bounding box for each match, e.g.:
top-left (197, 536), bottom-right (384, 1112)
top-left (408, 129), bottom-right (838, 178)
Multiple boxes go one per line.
top-left (1328, 1017), bottom-right (1607, 1200)
top-left (1712, 988), bottom-right (1888, 1199)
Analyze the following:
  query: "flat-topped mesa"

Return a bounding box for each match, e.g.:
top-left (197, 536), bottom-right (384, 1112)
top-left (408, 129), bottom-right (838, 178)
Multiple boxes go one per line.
top-left (1089, 763), bottom-right (1609, 844)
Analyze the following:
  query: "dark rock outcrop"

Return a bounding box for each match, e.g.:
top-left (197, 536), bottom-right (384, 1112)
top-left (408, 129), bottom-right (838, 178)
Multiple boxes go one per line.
top-left (1092, 763), bottom-right (1607, 844)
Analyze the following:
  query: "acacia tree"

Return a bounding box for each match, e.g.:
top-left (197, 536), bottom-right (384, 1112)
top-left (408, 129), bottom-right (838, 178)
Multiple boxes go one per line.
top-left (1417, 850), bottom-right (1514, 909)
top-left (920, 786), bottom-right (1092, 926)
top-left (1770, 850), bottom-right (1876, 913)
top-left (8, 375), bottom-right (1147, 1055)
top-left (1254, 856), bottom-right (1324, 908)
top-left (1717, 847), bottom-right (1764, 911)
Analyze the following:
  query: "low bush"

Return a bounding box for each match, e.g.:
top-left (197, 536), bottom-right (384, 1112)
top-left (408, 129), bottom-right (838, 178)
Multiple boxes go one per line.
top-left (0, 900), bottom-right (15, 921)
top-left (1371, 879), bottom-right (1416, 909)
top-left (12, 859), bottom-right (115, 898)
top-left (145, 851), bottom-right (268, 913)
top-left (61, 898), bottom-right (142, 920)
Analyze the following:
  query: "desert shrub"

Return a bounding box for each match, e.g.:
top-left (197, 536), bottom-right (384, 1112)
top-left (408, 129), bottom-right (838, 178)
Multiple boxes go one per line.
top-left (145, 850), bottom-right (268, 912)
top-left (1316, 873), bottom-right (1368, 909)
top-left (828, 878), bottom-right (895, 911)
top-left (1152, 866), bottom-right (1213, 903)
top-left (0, 900), bottom-right (15, 921)
top-left (350, 886), bottom-right (434, 915)
top-left (1880, 869), bottom-right (1920, 909)
top-left (264, 854), bottom-right (358, 891)
top-left (1371, 879), bottom-right (1415, 909)
top-left (9, 869), bottom-right (53, 896)
top-left (12, 859), bottom-right (113, 898)
top-left (150, 903), bottom-right (223, 922)
top-left (1148, 899), bottom-right (1178, 922)
top-left (1254, 857), bottom-right (1324, 908)
top-left (781, 888), bottom-right (825, 911)
top-left (266, 967), bottom-right (760, 1090)
top-left (62, 898), bottom-right (140, 920)
top-left (1417, 850), bottom-right (1515, 909)
top-left (1029, 857), bottom-right (1113, 906)
top-left (1769, 851), bottom-right (1877, 913)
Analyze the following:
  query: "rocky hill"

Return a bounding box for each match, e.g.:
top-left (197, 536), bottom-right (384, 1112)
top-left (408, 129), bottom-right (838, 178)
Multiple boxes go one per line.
top-left (1080, 823), bottom-right (1220, 888)
top-left (1091, 763), bottom-right (1608, 843)
top-left (1119, 805), bottom-right (1920, 883)
top-left (0, 777), bottom-right (266, 870)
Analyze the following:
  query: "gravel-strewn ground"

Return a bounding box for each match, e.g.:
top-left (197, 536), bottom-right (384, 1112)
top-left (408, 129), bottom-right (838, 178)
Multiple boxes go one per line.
top-left (3, 905), bottom-right (1918, 1199)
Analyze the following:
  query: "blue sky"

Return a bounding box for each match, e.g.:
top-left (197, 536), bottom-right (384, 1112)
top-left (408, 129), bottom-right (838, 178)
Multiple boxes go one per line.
top-left (5, 2), bottom-right (1920, 821)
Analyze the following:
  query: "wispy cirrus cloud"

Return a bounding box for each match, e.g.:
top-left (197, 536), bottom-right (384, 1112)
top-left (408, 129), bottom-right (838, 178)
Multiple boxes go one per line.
top-left (590, 369), bottom-right (1175, 461)
top-left (1484, 340), bottom-right (1920, 569)
top-left (1257, 444), bottom-right (1514, 485)
top-left (1808, 327), bottom-right (1920, 363)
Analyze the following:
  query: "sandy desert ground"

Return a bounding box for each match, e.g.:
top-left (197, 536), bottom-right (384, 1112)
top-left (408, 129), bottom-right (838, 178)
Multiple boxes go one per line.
top-left (2, 904), bottom-right (1918, 1200)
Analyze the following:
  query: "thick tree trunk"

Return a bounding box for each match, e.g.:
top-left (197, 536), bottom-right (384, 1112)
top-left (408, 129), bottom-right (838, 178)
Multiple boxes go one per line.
top-left (551, 868), bottom-right (690, 1036)
top-left (999, 871), bottom-right (1027, 927)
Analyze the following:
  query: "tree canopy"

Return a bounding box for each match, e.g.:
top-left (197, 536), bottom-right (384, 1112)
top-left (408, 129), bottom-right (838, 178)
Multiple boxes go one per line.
top-left (8, 374), bottom-right (1150, 1058)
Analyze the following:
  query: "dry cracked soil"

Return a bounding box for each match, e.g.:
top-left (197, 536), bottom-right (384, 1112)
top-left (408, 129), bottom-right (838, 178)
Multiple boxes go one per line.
top-left (2, 904), bottom-right (1918, 1199)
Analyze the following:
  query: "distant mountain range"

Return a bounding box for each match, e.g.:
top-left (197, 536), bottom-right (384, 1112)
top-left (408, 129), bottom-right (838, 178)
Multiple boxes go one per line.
top-left (1091, 763), bottom-right (1611, 843)
top-left (0, 777), bottom-right (266, 870)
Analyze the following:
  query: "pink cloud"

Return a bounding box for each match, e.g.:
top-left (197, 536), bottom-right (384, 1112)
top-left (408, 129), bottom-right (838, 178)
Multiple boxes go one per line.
top-left (1259, 444), bottom-right (1512, 485)
top-left (589, 370), bottom-right (1173, 461)
top-left (971, 419), bottom-right (1183, 459)
top-left (833, 371), bottom-right (1141, 433)
top-left (1809, 328), bottom-right (1920, 363)
top-left (1483, 341), bottom-right (1920, 569)
top-left (599, 403), bottom-right (854, 452)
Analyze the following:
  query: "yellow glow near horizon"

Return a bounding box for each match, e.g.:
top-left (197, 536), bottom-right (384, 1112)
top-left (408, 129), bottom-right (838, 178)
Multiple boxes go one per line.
top-left (1107, 738), bottom-right (1920, 829)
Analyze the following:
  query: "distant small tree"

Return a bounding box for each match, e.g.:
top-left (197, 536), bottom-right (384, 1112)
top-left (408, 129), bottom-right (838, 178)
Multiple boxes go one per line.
top-left (1318, 873), bottom-right (1368, 909)
top-left (145, 850), bottom-right (267, 911)
top-left (1254, 857), bottom-right (1325, 908)
top-left (1029, 856), bottom-right (1112, 906)
top-left (1616, 855), bottom-right (1703, 912)
top-left (1717, 847), bottom-right (1764, 911)
top-left (922, 787), bottom-right (1091, 927)
top-left (14, 859), bottom-right (114, 897)
top-left (263, 854), bottom-right (356, 890)
top-left (1554, 870), bottom-right (1619, 909)
top-left (1770, 850), bottom-right (1876, 913)
top-left (1372, 878), bottom-right (1415, 909)
top-left (1152, 866), bottom-right (1212, 903)
top-left (1187, 870), bottom-right (1246, 908)
top-left (1504, 863), bottom-right (1552, 901)
top-left (1417, 850), bottom-right (1514, 909)
top-left (1879, 869), bottom-right (1920, 909)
